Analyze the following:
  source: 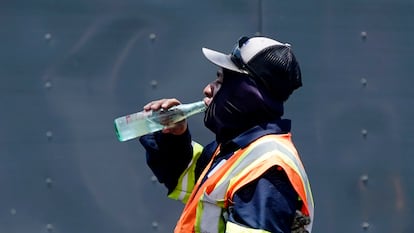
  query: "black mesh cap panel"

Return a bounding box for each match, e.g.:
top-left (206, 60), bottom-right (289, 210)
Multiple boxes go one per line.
top-left (246, 45), bottom-right (302, 101)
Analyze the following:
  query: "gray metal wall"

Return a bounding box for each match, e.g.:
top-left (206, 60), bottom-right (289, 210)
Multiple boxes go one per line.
top-left (1, 0), bottom-right (413, 232)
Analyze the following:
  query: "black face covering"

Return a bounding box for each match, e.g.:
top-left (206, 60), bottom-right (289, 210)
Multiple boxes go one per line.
top-left (204, 69), bottom-right (284, 143)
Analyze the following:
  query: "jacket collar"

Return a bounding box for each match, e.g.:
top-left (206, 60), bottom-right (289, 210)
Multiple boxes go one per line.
top-left (221, 119), bottom-right (291, 151)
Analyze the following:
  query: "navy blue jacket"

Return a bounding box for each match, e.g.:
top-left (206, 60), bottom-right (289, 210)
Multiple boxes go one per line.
top-left (139, 119), bottom-right (299, 233)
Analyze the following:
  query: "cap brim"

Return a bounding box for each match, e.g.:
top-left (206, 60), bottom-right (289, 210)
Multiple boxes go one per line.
top-left (202, 48), bottom-right (246, 74)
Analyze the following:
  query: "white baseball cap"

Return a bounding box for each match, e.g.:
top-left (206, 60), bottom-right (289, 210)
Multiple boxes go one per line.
top-left (202, 36), bottom-right (291, 75)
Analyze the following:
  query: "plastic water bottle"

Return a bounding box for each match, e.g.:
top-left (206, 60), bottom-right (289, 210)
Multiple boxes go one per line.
top-left (114, 100), bottom-right (207, 142)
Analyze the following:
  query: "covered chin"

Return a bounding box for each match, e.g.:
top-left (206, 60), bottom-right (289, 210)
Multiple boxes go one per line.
top-left (203, 91), bottom-right (253, 142)
top-left (203, 100), bottom-right (220, 135)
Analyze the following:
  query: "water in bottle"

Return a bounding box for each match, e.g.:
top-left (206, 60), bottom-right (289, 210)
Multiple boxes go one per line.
top-left (114, 100), bottom-right (206, 142)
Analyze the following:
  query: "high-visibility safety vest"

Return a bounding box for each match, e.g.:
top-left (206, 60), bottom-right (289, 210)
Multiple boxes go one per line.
top-left (171, 134), bottom-right (314, 233)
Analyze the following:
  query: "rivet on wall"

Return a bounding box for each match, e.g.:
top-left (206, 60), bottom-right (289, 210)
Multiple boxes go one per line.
top-left (360, 174), bottom-right (368, 186)
top-left (360, 78), bottom-right (367, 88)
top-left (151, 221), bottom-right (159, 229)
top-left (151, 175), bottom-right (158, 183)
top-left (149, 33), bottom-right (157, 43)
top-left (44, 33), bottom-right (52, 42)
top-left (46, 131), bottom-right (53, 141)
top-left (360, 31), bottom-right (367, 41)
top-left (361, 129), bottom-right (368, 139)
top-left (150, 80), bottom-right (158, 89)
top-left (10, 208), bottom-right (17, 215)
top-left (44, 80), bottom-right (52, 90)
top-left (361, 222), bottom-right (370, 231)
top-left (46, 223), bottom-right (54, 232)
top-left (45, 177), bottom-right (53, 188)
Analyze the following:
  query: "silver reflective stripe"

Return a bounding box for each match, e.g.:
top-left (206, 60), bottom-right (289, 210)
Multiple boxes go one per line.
top-left (178, 171), bottom-right (189, 201)
top-left (198, 137), bottom-right (313, 233)
top-left (198, 193), bottom-right (223, 233)
top-left (226, 221), bottom-right (271, 233)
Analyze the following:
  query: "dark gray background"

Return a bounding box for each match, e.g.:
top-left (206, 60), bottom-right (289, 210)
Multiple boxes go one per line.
top-left (1, 0), bottom-right (413, 232)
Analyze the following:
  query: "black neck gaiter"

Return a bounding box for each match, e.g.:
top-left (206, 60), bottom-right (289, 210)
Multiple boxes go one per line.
top-left (204, 69), bottom-right (284, 143)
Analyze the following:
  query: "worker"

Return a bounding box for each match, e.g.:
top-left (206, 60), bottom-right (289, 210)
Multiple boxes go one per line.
top-left (139, 35), bottom-right (314, 233)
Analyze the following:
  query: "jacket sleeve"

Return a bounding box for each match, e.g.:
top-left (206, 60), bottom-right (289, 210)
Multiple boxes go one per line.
top-left (139, 128), bottom-right (204, 203)
top-left (226, 167), bottom-right (298, 233)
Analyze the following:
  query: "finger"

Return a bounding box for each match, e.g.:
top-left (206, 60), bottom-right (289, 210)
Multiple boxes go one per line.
top-left (160, 98), bottom-right (181, 109)
top-left (143, 98), bottom-right (181, 112)
top-left (143, 101), bottom-right (157, 111)
top-left (143, 99), bottom-right (167, 111)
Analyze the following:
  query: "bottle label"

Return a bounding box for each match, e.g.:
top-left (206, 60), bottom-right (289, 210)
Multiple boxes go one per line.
top-left (125, 111), bottom-right (152, 124)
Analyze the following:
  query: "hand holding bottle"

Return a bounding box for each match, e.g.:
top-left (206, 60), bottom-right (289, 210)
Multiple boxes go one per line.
top-left (143, 98), bottom-right (188, 135)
